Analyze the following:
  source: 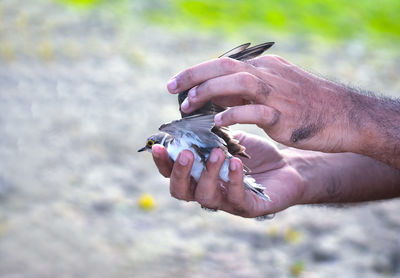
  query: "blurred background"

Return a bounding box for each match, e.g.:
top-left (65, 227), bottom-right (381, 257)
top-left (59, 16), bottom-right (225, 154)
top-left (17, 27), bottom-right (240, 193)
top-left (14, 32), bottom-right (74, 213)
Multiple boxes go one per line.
top-left (0, 0), bottom-right (399, 277)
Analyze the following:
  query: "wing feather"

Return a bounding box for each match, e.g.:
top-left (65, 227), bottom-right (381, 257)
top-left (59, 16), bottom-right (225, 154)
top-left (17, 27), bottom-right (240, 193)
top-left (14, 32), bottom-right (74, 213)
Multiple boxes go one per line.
top-left (159, 114), bottom-right (225, 147)
top-left (218, 42), bottom-right (251, 58)
top-left (228, 42), bottom-right (274, 61)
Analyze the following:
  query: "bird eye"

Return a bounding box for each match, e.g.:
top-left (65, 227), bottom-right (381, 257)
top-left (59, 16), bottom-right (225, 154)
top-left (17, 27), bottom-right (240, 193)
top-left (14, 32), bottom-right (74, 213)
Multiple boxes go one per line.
top-left (147, 140), bottom-right (155, 147)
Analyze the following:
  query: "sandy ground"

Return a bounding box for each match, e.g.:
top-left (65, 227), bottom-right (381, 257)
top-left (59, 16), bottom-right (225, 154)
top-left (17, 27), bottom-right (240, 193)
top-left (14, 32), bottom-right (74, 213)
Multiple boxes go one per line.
top-left (0, 0), bottom-right (400, 277)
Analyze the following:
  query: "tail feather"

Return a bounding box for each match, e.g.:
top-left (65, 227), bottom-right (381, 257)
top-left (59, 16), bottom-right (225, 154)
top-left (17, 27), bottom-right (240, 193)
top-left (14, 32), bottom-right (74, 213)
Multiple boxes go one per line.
top-left (243, 175), bottom-right (271, 202)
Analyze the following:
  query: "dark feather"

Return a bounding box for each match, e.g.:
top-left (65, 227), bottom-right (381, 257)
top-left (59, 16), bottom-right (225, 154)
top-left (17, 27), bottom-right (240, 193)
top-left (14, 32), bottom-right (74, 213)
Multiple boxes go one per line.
top-left (228, 42), bottom-right (274, 61)
top-left (218, 42), bottom-right (251, 58)
top-left (191, 144), bottom-right (212, 165)
top-left (211, 126), bottom-right (250, 159)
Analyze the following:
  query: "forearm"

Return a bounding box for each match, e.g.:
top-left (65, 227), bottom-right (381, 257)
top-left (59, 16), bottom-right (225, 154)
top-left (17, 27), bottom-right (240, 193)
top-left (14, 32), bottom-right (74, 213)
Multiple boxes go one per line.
top-left (338, 86), bottom-right (400, 169)
top-left (283, 148), bottom-right (400, 204)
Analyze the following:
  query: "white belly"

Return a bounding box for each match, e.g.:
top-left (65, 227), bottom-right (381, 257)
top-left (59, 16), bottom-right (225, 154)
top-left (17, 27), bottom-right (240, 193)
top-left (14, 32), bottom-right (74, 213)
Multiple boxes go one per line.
top-left (166, 140), bottom-right (230, 182)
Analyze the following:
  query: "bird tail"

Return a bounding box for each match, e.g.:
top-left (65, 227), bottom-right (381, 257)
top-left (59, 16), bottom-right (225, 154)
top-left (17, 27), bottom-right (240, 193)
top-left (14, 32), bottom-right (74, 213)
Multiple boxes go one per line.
top-left (243, 175), bottom-right (271, 202)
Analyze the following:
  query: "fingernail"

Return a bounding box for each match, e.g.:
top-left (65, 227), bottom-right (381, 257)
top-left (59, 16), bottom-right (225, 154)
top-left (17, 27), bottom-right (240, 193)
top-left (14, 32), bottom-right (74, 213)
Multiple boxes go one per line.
top-left (181, 98), bottom-right (190, 111)
top-left (152, 148), bottom-right (160, 158)
top-left (230, 159), bottom-right (238, 171)
top-left (214, 113), bottom-right (222, 126)
top-left (209, 149), bottom-right (220, 163)
top-left (167, 78), bottom-right (177, 92)
top-left (179, 152), bottom-right (189, 166)
top-left (188, 87), bottom-right (197, 99)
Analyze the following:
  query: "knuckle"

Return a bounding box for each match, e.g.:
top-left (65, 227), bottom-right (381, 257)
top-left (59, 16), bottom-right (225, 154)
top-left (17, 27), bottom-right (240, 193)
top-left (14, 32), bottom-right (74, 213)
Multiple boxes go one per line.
top-left (237, 72), bottom-right (256, 90)
top-left (260, 55), bottom-right (277, 64)
top-left (256, 56), bottom-right (271, 64)
top-left (255, 80), bottom-right (271, 103)
top-left (271, 54), bottom-right (289, 64)
top-left (254, 106), bottom-right (269, 127)
top-left (219, 57), bottom-right (237, 72)
top-left (255, 106), bottom-right (280, 128)
top-left (254, 105), bottom-right (267, 118)
top-left (271, 109), bottom-right (281, 126)
top-left (267, 54), bottom-right (282, 63)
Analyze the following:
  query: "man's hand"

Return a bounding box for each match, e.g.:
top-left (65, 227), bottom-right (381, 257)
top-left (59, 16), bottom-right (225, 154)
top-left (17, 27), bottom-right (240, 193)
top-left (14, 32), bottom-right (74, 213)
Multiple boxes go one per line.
top-left (152, 131), bottom-right (305, 218)
top-left (166, 56), bottom-right (359, 153)
top-left (152, 132), bottom-right (400, 218)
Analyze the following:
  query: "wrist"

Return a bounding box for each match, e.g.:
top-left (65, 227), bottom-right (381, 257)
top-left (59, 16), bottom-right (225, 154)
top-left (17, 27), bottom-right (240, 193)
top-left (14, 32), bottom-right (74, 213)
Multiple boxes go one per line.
top-left (281, 148), bottom-right (334, 205)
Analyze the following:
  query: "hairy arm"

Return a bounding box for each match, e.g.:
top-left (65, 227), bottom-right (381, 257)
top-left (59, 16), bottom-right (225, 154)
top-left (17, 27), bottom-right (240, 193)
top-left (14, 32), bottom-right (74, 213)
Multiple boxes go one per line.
top-left (344, 90), bottom-right (400, 170)
top-left (284, 148), bottom-right (400, 205)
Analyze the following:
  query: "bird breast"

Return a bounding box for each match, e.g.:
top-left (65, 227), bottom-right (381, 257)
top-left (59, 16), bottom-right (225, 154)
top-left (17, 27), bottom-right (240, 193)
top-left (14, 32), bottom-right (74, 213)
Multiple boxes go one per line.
top-left (166, 137), bottom-right (230, 183)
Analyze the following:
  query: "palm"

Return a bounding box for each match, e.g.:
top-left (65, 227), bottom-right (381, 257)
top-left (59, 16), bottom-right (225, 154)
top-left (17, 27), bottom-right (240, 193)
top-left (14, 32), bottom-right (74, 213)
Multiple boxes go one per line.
top-left (232, 132), bottom-right (304, 216)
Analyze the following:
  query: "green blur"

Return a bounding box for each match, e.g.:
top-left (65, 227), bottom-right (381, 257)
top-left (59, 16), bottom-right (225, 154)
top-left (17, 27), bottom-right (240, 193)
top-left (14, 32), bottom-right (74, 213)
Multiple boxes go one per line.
top-left (57, 0), bottom-right (400, 42)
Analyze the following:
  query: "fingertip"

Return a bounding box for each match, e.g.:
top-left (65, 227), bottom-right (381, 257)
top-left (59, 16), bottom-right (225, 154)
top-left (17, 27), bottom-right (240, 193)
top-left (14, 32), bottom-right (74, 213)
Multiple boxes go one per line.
top-left (214, 112), bottom-right (223, 126)
top-left (230, 157), bottom-right (243, 173)
top-left (151, 145), bottom-right (172, 177)
top-left (178, 149), bottom-right (194, 167)
top-left (152, 144), bottom-right (164, 158)
top-left (167, 78), bottom-right (178, 93)
top-left (180, 98), bottom-right (190, 113)
top-left (229, 158), bottom-right (243, 184)
top-left (226, 158), bottom-right (246, 206)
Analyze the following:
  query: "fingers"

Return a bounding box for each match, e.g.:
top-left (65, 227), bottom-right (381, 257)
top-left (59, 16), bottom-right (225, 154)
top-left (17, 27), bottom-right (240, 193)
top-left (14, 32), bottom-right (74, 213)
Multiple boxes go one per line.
top-left (167, 57), bottom-right (258, 94)
top-left (181, 72), bottom-right (273, 114)
top-left (194, 148), bottom-right (225, 209)
top-left (226, 158), bottom-right (246, 205)
top-left (169, 150), bottom-right (195, 201)
top-left (214, 104), bottom-right (280, 129)
top-left (166, 148), bottom-right (274, 218)
top-left (222, 157), bottom-right (255, 218)
top-left (152, 144), bottom-right (173, 177)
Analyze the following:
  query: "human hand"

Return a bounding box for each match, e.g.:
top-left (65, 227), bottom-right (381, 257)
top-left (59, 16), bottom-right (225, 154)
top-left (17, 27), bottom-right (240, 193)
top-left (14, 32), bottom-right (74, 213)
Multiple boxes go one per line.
top-left (151, 131), bottom-right (305, 218)
top-left (166, 55), bottom-right (361, 153)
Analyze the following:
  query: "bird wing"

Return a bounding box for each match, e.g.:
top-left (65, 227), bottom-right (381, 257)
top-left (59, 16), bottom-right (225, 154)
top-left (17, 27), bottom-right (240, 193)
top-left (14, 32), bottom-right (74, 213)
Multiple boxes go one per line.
top-left (159, 114), bottom-right (225, 147)
top-left (218, 42), bottom-right (251, 58)
top-left (227, 42), bottom-right (274, 61)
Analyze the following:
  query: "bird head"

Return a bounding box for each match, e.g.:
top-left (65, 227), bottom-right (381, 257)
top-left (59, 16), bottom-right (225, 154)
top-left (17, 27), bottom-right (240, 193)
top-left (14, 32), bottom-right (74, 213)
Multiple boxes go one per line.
top-left (138, 132), bottom-right (168, 152)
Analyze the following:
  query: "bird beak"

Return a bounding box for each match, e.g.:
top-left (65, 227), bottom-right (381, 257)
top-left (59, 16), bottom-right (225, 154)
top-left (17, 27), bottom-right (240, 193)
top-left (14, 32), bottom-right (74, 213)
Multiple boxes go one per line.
top-left (137, 146), bottom-right (147, 152)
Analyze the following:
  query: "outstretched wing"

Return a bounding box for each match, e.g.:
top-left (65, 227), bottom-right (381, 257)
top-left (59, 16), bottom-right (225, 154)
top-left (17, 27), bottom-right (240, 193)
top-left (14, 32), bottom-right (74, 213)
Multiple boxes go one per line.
top-left (159, 114), bottom-right (225, 148)
top-left (178, 42), bottom-right (275, 118)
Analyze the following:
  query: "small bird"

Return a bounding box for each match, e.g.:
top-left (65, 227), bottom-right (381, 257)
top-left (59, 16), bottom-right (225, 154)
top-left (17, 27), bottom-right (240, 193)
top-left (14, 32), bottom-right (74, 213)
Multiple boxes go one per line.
top-left (138, 42), bottom-right (275, 201)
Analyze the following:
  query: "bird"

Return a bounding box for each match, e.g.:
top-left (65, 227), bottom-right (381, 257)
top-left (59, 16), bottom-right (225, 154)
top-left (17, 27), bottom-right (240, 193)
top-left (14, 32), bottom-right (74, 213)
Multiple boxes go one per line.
top-left (138, 42), bottom-right (275, 202)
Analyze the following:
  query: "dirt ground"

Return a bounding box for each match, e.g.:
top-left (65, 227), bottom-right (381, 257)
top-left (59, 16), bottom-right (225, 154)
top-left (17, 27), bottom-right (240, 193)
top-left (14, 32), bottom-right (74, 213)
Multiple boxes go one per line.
top-left (0, 0), bottom-right (399, 277)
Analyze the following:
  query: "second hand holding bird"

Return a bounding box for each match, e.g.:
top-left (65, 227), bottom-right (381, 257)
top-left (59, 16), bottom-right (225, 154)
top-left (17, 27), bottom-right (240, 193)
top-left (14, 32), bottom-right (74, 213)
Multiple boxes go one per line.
top-left (152, 131), bottom-right (305, 218)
